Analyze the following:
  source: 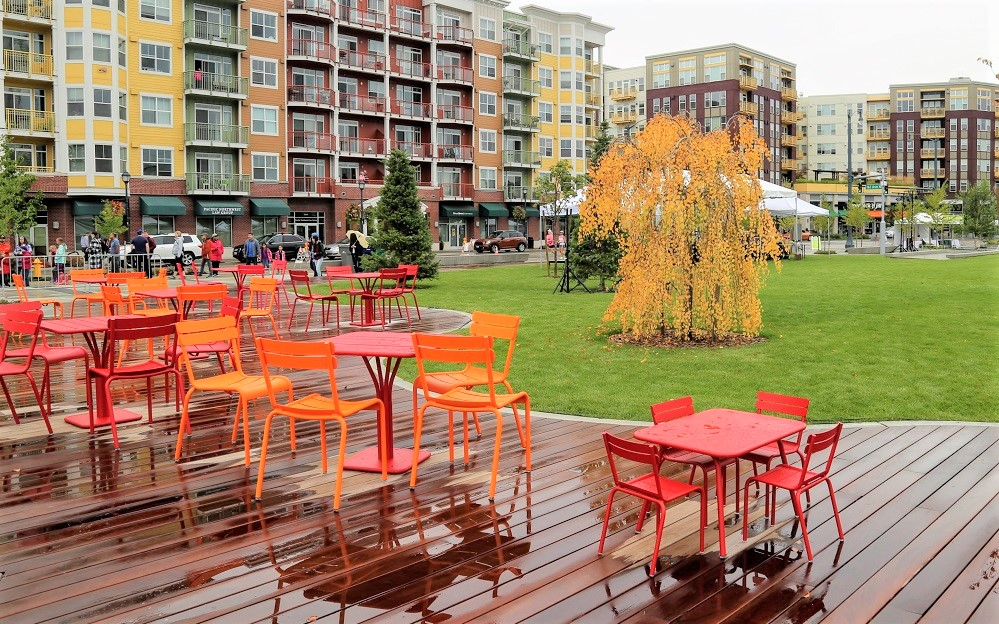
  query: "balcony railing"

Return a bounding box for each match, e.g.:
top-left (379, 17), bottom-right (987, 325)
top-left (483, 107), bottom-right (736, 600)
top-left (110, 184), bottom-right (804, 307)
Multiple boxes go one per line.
top-left (437, 104), bottom-right (473, 123)
top-left (435, 25), bottom-right (472, 46)
top-left (584, 125), bottom-right (598, 139)
top-left (184, 122), bottom-right (249, 146)
top-left (391, 100), bottom-right (432, 118)
top-left (868, 108), bottom-right (890, 121)
top-left (338, 49), bottom-right (386, 71)
top-left (288, 39), bottom-right (337, 63)
top-left (5, 108), bottom-right (54, 133)
top-left (609, 110), bottom-right (637, 124)
top-left (920, 127), bottom-right (945, 139)
top-left (186, 173), bottom-right (250, 194)
top-left (184, 71), bottom-right (248, 98)
top-left (289, 131), bottom-right (337, 152)
top-left (339, 93), bottom-right (386, 114)
top-left (2, 0), bottom-right (52, 19)
top-left (866, 130), bottom-right (890, 140)
top-left (183, 20), bottom-right (248, 48)
top-left (292, 176), bottom-right (334, 194)
top-left (781, 158), bottom-right (798, 170)
top-left (584, 59), bottom-right (599, 74)
top-left (919, 168), bottom-right (946, 178)
top-left (780, 87), bottom-right (797, 100)
top-left (784, 109), bottom-right (802, 123)
top-left (502, 39), bottom-right (539, 60)
top-left (436, 64), bottom-right (473, 83)
top-left (584, 93), bottom-right (601, 107)
top-left (609, 87), bottom-right (638, 101)
top-left (739, 75), bottom-right (758, 90)
top-left (504, 185), bottom-right (536, 202)
top-left (2, 49), bottom-right (52, 78)
top-left (440, 182), bottom-right (473, 199)
top-left (390, 15), bottom-right (429, 38)
top-left (437, 145), bottom-right (473, 160)
top-left (780, 134), bottom-right (798, 147)
top-left (502, 113), bottom-right (539, 132)
top-left (338, 136), bottom-right (386, 156)
top-left (390, 58), bottom-right (431, 79)
top-left (920, 147), bottom-right (945, 158)
top-left (738, 101), bottom-right (757, 116)
top-left (394, 141), bottom-right (433, 159)
top-left (868, 151), bottom-right (890, 160)
top-left (920, 107), bottom-right (945, 118)
top-left (287, 0), bottom-right (333, 18)
top-left (338, 5), bottom-right (387, 29)
top-left (502, 149), bottom-right (542, 168)
top-left (502, 76), bottom-right (540, 96)
top-left (287, 85), bottom-right (336, 107)
top-left (15, 165), bottom-right (53, 174)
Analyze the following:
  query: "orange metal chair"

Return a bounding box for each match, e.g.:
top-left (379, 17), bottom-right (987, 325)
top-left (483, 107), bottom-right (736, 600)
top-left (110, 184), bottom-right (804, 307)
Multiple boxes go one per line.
top-left (0, 308), bottom-right (53, 433)
top-left (174, 316), bottom-right (291, 465)
top-left (254, 338), bottom-right (388, 510)
top-left (287, 269), bottom-right (339, 333)
top-left (236, 264), bottom-right (266, 303)
top-left (69, 268), bottom-right (106, 317)
top-left (410, 333), bottom-right (531, 500)
top-left (362, 268), bottom-right (410, 328)
top-left (164, 293), bottom-right (237, 371)
top-left (324, 266), bottom-right (363, 320)
top-left (240, 277), bottom-right (280, 341)
top-left (397, 264), bottom-right (421, 319)
top-left (105, 271), bottom-right (145, 287)
top-left (742, 392), bottom-right (811, 487)
top-left (651, 396), bottom-right (740, 512)
top-left (176, 282), bottom-right (226, 319)
top-left (597, 432), bottom-right (706, 576)
top-left (742, 423), bottom-right (846, 561)
top-left (10, 274), bottom-right (63, 319)
top-left (87, 313), bottom-right (182, 448)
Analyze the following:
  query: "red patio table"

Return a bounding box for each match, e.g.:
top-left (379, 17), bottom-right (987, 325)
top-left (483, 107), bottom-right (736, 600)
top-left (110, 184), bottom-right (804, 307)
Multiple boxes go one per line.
top-left (633, 408), bottom-right (806, 558)
top-left (345, 272), bottom-right (385, 327)
top-left (324, 331), bottom-right (430, 474)
top-left (214, 266), bottom-right (243, 291)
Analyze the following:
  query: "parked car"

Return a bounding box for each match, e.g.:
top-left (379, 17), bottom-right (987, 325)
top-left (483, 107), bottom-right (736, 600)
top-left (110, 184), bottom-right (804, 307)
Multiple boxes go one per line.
top-left (233, 233), bottom-right (306, 262)
top-left (123, 233), bottom-right (202, 267)
top-left (473, 230), bottom-right (528, 253)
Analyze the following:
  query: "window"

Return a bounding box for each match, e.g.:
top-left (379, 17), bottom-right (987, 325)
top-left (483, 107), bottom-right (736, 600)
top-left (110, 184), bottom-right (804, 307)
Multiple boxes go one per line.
top-left (816, 123), bottom-right (837, 135)
top-left (140, 0), bottom-right (169, 21)
top-left (140, 95), bottom-right (171, 125)
top-left (537, 32), bottom-right (552, 53)
top-left (539, 67), bottom-right (553, 88)
top-left (251, 58), bottom-right (277, 87)
top-left (140, 42), bottom-right (171, 73)
top-left (479, 167), bottom-right (496, 190)
top-left (68, 144), bottom-right (85, 172)
top-left (252, 153), bottom-right (279, 181)
top-left (949, 88), bottom-right (968, 111)
top-left (94, 144), bottom-right (113, 173)
top-left (559, 36), bottom-right (571, 55)
top-left (817, 143), bottom-right (836, 155)
top-left (703, 53), bottom-right (726, 82)
top-left (477, 16), bottom-right (496, 39)
top-left (478, 92), bottom-right (496, 115)
top-left (560, 139), bottom-right (572, 157)
top-left (478, 54), bottom-right (496, 78)
top-left (559, 71), bottom-right (571, 89)
top-left (816, 104), bottom-right (836, 116)
top-left (678, 58), bottom-right (695, 86)
top-left (93, 33), bottom-right (112, 63)
top-left (250, 10), bottom-right (277, 40)
top-left (67, 88), bottom-right (84, 116)
top-left (142, 148), bottom-right (172, 176)
top-left (93, 88), bottom-right (112, 118)
top-left (251, 105), bottom-right (278, 134)
top-left (539, 102), bottom-right (553, 123)
top-left (118, 92), bottom-right (127, 120)
top-left (118, 37), bottom-right (126, 67)
top-left (539, 136), bottom-right (553, 157)
top-left (560, 105), bottom-right (572, 123)
top-left (66, 32), bottom-right (83, 60)
top-left (652, 61), bottom-right (670, 88)
top-left (479, 129), bottom-right (496, 153)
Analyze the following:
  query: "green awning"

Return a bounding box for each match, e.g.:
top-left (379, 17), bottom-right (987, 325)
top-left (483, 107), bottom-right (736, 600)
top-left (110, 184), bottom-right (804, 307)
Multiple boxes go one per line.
top-left (523, 207), bottom-right (541, 217)
top-left (195, 200), bottom-right (244, 217)
top-left (249, 198), bottom-right (290, 216)
top-left (478, 203), bottom-right (507, 218)
top-left (439, 203), bottom-right (476, 218)
top-left (140, 196), bottom-right (186, 216)
top-left (72, 201), bottom-right (104, 216)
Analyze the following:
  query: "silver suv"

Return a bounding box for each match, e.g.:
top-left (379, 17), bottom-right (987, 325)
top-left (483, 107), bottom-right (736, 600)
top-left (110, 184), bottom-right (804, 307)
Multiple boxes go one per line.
top-left (124, 233), bottom-right (203, 267)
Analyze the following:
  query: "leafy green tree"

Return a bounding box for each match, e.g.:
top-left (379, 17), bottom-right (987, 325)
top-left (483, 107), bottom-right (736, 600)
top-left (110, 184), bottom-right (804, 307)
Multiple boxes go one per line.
top-left (959, 181), bottom-right (998, 247)
top-left (921, 186), bottom-right (956, 242)
top-left (588, 120), bottom-right (614, 172)
top-left (95, 199), bottom-right (125, 240)
top-left (363, 149), bottom-right (439, 279)
top-left (778, 216), bottom-right (796, 237)
top-left (535, 159), bottom-right (586, 238)
top-left (0, 136), bottom-right (44, 247)
top-left (844, 199), bottom-right (871, 245)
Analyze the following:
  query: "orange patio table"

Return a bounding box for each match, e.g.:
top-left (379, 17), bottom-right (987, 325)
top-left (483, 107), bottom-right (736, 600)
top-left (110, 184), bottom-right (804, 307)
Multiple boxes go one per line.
top-left (633, 408), bottom-right (806, 558)
top-left (324, 331), bottom-right (430, 474)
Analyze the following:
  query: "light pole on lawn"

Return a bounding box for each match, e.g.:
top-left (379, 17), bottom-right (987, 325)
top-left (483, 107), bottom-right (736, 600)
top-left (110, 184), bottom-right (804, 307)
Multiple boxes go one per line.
top-left (358, 171), bottom-right (368, 236)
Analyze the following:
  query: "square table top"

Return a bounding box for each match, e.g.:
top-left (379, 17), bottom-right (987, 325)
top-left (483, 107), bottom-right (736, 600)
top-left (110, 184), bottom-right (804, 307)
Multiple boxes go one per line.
top-left (40, 314), bottom-right (140, 334)
top-left (633, 408), bottom-right (806, 459)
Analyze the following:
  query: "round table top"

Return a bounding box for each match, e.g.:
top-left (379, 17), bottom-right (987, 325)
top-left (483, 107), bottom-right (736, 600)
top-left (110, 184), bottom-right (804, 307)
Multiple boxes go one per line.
top-left (325, 331), bottom-right (414, 358)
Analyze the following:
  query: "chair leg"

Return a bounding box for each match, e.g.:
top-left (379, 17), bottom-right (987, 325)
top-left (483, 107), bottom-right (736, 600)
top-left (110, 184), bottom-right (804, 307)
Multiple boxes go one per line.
top-left (488, 408), bottom-right (503, 500)
top-left (332, 418), bottom-right (348, 511)
top-left (649, 502), bottom-right (666, 576)
top-left (1, 377), bottom-right (21, 424)
top-left (410, 405), bottom-right (428, 489)
top-left (319, 420), bottom-right (328, 472)
top-left (635, 499), bottom-right (651, 532)
top-left (409, 292), bottom-right (421, 319)
top-left (790, 491), bottom-right (813, 560)
top-left (254, 413), bottom-right (275, 499)
top-left (827, 479), bottom-right (845, 540)
top-left (597, 488), bottom-right (619, 555)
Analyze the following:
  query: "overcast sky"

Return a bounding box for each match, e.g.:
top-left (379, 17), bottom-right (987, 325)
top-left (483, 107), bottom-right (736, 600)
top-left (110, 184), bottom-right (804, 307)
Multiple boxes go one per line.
top-left (509, 0), bottom-right (999, 95)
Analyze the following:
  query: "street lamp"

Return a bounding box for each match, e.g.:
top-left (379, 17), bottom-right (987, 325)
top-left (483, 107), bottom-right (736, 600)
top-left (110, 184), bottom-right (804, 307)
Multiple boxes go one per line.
top-left (521, 186), bottom-right (528, 237)
top-left (120, 171), bottom-right (131, 235)
top-left (358, 171), bottom-right (368, 236)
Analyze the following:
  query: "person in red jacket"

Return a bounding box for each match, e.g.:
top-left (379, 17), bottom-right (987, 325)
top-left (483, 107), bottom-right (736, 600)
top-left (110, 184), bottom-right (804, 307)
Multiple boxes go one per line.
top-left (208, 233), bottom-right (225, 276)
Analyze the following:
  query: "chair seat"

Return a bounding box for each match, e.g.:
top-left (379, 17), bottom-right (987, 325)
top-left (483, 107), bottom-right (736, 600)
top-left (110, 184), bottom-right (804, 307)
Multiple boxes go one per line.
top-left (24, 344), bottom-right (89, 363)
top-left (0, 362), bottom-right (28, 374)
top-left (270, 393), bottom-right (381, 420)
top-left (621, 471), bottom-right (702, 501)
top-left (753, 464), bottom-right (821, 489)
top-left (431, 386), bottom-right (526, 411)
top-left (300, 293), bottom-right (338, 302)
top-left (660, 447), bottom-right (738, 468)
top-left (743, 441), bottom-right (799, 463)
top-left (420, 369), bottom-right (508, 394)
top-left (192, 371), bottom-right (289, 398)
top-left (90, 361), bottom-right (175, 379)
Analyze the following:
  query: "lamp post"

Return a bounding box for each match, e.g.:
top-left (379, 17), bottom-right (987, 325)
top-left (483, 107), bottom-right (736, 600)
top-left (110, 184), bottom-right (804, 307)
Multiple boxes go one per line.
top-left (879, 173), bottom-right (888, 256)
top-left (521, 186), bottom-right (528, 237)
top-left (358, 171), bottom-right (368, 236)
top-left (120, 171), bottom-right (131, 236)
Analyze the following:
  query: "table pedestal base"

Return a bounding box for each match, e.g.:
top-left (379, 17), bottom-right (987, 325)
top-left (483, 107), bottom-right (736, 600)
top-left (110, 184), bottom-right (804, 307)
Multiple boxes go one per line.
top-left (64, 409), bottom-right (144, 429)
top-left (343, 446), bottom-right (431, 474)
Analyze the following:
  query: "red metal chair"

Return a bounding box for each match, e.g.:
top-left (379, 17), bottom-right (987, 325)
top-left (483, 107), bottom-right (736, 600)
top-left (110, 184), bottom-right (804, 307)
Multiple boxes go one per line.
top-left (324, 266), bottom-right (363, 320)
top-left (742, 423), bottom-right (845, 561)
top-left (287, 269), bottom-right (339, 333)
top-left (397, 264), bottom-right (421, 320)
top-left (362, 268), bottom-right (410, 328)
top-left (0, 308), bottom-right (53, 433)
top-left (742, 392), bottom-right (811, 491)
top-left (269, 259), bottom-right (292, 311)
top-left (236, 264), bottom-right (266, 303)
top-left (597, 432), bottom-right (706, 576)
top-left (176, 282), bottom-right (226, 319)
top-left (651, 396), bottom-right (741, 513)
top-left (87, 313), bottom-right (182, 448)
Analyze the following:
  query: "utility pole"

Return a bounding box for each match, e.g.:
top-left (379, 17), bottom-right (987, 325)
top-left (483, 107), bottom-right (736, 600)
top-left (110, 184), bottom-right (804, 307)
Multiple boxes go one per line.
top-left (846, 108), bottom-right (854, 248)
top-left (879, 172), bottom-right (888, 255)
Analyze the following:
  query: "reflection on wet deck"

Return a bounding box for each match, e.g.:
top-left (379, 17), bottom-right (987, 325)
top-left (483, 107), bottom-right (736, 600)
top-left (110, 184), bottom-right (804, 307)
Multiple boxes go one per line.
top-left (1, 308), bottom-right (997, 623)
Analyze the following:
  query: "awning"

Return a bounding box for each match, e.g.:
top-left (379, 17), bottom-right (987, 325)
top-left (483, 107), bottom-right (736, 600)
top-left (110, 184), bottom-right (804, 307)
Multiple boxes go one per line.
top-left (249, 198), bottom-right (290, 216)
top-left (72, 201), bottom-right (104, 216)
top-left (140, 196), bottom-right (186, 216)
top-left (439, 203), bottom-right (475, 218)
top-left (195, 200), bottom-right (244, 217)
top-left (523, 207), bottom-right (540, 217)
top-left (868, 210), bottom-right (884, 218)
top-left (478, 203), bottom-right (507, 218)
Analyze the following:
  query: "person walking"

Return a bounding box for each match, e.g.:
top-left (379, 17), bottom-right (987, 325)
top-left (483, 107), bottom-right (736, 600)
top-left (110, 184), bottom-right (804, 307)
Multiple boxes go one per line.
top-left (130, 229), bottom-right (151, 278)
top-left (79, 231), bottom-right (91, 263)
top-left (55, 237), bottom-right (68, 283)
top-left (171, 231), bottom-right (185, 274)
top-left (310, 233), bottom-right (324, 277)
top-left (545, 228), bottom-right (554, 248)
top-left (243, 233), bottom-right (259, 265)
top-left (14, 236), bottom-right (32, 286)
top-left (273, 245), bottom-right (286, 262)
top-left (261, 243), bottom-right (272, 270)
top-left (198, 234), bottom-right (212, 275)
top-left (88, 233), bottom-right (105, 270)
top-left (208, 233), bottom-right (224, 275)
top-left (107, 233), bottom-right (121, 272)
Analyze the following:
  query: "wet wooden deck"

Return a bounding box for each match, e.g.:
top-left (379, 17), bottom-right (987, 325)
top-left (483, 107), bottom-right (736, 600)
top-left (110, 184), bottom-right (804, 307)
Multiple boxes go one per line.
top-left (1, 307), bottom-right (997, 623)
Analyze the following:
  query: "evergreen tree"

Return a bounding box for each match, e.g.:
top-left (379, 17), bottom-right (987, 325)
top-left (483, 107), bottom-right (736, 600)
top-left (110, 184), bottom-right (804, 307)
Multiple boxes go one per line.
top-left (588, 120), bottom-right (614, 171)
top-left (0, 136), bottom-right (43, 247)
top-left (571, 216), bottom-right (622, 291)
top-left (365, 149), bottom-right (439, 279)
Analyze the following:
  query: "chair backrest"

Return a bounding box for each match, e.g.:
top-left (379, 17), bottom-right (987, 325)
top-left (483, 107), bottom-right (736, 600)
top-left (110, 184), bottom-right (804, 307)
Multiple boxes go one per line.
top-left (288, 269), bottom-right (313, 297)
top-left (175, 315), bottom-right (241, 381)
top-left (70, 268), bottom-right (105, 294)
top-left (378, 267), bottom-right (407, 290)
top-left (247, 277), bottom-right (278, 312)
top-left (177, 283), bottom-right (226, 318)
top-left (650, 396), bottom-right (695, 424)
top-left (106, 272), bottom-right (145, 286)
top-left (602, 432), bottom-right (667, 498)
top-left (220, 295), bottom-right (242, 319)
top-left (0, 308), bottom-right (42, 365)
top-left (237, 265), bottom-right (266, 277)
top-left (756, 391), bottom-right (810, 422)
top-left (256, 337), bottom-right (344, 413)
top-left (105, 313), bottom-right (179, 370)
top-left (412, 333), bottom-right (497, 400)
top-left (270, 259), bottom-right (288, 281)
top-left (10, 274), bottom-right (29, 302)
top-left (100, 284), bottom-right (129, 315)
top-left (469, 311), bottom-right (520, 378)
top-left (175, 262), bottom-right (200, 285)
top-left (793, 422), bottom-right (844, 489)
top-left (397, 264), bottom-right (418, 292)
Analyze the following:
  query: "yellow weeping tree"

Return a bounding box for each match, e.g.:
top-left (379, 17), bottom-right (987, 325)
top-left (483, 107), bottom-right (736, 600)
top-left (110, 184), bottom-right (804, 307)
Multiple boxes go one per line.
top-left (580, 114), bottom-right (784, 344)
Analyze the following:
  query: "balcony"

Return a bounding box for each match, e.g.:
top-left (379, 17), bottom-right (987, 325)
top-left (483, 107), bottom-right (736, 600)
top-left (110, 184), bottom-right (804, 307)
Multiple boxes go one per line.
top-left (437, 145), bottom-right (473, 161)
top-left (389, 15), bottom-right (429, 39)
top-left (920, 147), bottom-right (945, 158)
top-left (502, 39), bottom-right (539, 61)
top-left (503, 149), bottom-right (541, 168)
top-left (584, 93), bottom-right (600, 108)
top-left (584, 125), bottom-right (598, 140)
top-left (292, 176), bottom-right (334, 195)
top-left (2, 49), bottom-right (52, 79)
top-left (184, 122), bottom-right (249, 148)
top-left (436, 64), bottom-right (473, 84)
top-left (437, 104), bottom-right (473, 124)
top-left (502, 76), bottom-right (540, 97)
top-left (780, 158), bottom-right (798, 170)
top-left (287, 85), bottom-right (336, 108)
top-left (389, 58), bottom-right (431, 80)
top-left (184, 71), bottom-right (248, 99)
top-left (502, 113), bottom-right (539, 132)
top-left (15, 164), bottom-right (53, 174)
top-left (394, 141), bottom-right (433, 159)
top-left (919, 168), bottom-right (946, 178)
top-left (338, 5), bottom-right (387, 30)
top-left (339, 93), bottom-right (386, 115)
top-left (780, 134), bottom-right (798, 147)
top-left (738, 75), bottom-right (758, 90)
top-left (609, 87), bottom-right (638, 101)
top-left (920, 107), bottom-right (945, 119)
top-left (435, 26), bottom-right (473, 46)
top-left (781, 87), bottom-right (797, 100)
top-left (866, 130), bottom-right (890, 140)
top-left (338, 50), bottom-right (386, 72)
top-left (183, 20), bottom-right (248, 49)
top-left (287, 0), bottom-right (333, 19)
top-left (868, 151), bottom-right (890, 160)
top-left (288, 39), bottom-right (337, 65)
top-left (2, 0), bottom-right (52, 20)
top-left (289, 131), bottom-right (337, 153)
top-left (186, 173), bottom-right (250, 195)
top-left (738, 101), bottom-right (757, 116)
top-left (504, 185), bottom-right (536, 202)
top-left (584, 59), bottom-right (599, 75)
top-left (5, 109), bottom-right (54, 134)
top-left (920, 127), bottom-right (945, 139)
top-left (609, 110), bottom-right (637, 124)
top-left (868, 108), bottom-right (890, 121)
top-left (390, 100), bottom-right (432, 118)
top-left (338, 136), bottom-right (387, 156)
top-left (440, 182), bottom-right (473, 199)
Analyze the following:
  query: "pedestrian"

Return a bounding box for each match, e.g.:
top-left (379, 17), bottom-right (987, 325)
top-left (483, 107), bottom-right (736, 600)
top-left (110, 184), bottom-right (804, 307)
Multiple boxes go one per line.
top-left (310, 233), bottom-right (324, 277)
top-left (14, 236), bottom-right (32, 286)
top-left (54, 238), bottom-right (68, 284)
top-left (349, 232), bottom-right (362, 272)
top-left (198, 234), bottom-right (212, 275)
top-left (80, 231), bottom-right (91, 263)
top-left (88, 233), bottom-right (105, 269)
top-left (243, 233), bottom-right (259, 265)
top-left (261, 243), bottom-right (272, 270)
top-left (208, 233), bottom-right (224, 275)
top-left (171, 230), bottom-right (185, 273)
top-left (130, 228), bottom-right (151, 278)
top-left (273, 245), bottom-right (286, 262)
top-left (0, 251), bottom-right (11, 287)
top-left (557, 232), bottom-right (566, 248)
top-left (107, 232), bottom-right (121, 272)
top-left (545, 228), bottom-right (554, 248)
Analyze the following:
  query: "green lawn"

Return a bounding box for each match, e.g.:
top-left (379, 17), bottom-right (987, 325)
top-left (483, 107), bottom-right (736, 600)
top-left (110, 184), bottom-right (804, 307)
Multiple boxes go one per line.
top-left (399, 254), bottom-right (999, 425)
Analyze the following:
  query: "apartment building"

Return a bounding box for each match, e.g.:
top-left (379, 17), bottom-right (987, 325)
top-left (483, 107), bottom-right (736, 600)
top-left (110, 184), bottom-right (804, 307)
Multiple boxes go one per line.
top-left (0, 0), bottom-right (608, 253)
top-left (603, 64), bottom-right (645, 139)
top-left (643, 44), bottom-right (799, 184)
top-left (796, 94), bottom-right (868, 180)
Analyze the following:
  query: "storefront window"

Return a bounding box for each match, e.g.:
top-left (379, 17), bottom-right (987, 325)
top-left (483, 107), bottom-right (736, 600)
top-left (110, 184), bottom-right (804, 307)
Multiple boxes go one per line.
top-left (196, 217), bottom-right (233, 247)
top-left (251, 217), bottom-right (280, 239)
top-left (141, 216), bottom-right (175, 235)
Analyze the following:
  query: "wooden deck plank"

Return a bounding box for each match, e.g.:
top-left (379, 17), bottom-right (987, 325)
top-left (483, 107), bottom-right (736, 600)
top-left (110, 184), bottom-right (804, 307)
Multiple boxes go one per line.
top-left (917, 526), bottom-right (999, 623)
